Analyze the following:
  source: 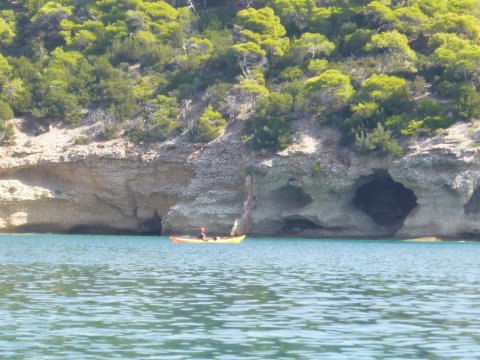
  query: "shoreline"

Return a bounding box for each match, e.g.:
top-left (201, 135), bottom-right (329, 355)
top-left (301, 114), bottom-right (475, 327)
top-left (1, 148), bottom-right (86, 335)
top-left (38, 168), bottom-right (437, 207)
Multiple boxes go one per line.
top-left (0, 233), bottom-right (479, 242)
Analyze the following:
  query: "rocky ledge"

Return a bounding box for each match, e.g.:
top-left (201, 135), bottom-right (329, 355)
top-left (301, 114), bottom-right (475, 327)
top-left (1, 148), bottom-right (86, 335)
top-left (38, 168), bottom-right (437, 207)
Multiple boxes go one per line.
top-left (0, 118), bottom-right (479, 239)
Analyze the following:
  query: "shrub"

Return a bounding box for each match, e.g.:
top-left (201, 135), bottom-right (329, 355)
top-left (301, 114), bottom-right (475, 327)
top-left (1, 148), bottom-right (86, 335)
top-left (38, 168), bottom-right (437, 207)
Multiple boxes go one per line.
top-left (262, 92), bottom-right (293, 117)
top-left (305, 69), bottom-right (354, 112)
top-left (242, 92), bottom-right (294, 152)
top-left (384, 114), bottom-right (410, 133)
top-left (107, 38), bottom-right (150, 65)
top-left (455, 85), bottom-right (480, 120)
top-left (74, 135), bottom-right (88, 145)
top-left (409, 76), bottom-right (428, 97)
top-left (0, 101), bottom-right (15, 144)
top-left (279, 66), bottom-right (305, 81)
top-left (102, 124), bottom-right (119, 140)
top-left (311, 160), bottom-right (322, 176)
top-left (401, 119), bottom-right (428, 137)
top-left (306, 59), bottom-right (329, 75)
top-left (400, 114), bottom-right (454, 138)
top-left (423, 115), bottom-right (454, 130)
top-left (191, 104), bottom-right (226, 142)
top-left (145, 95), bottom-right (182, 141)
top-left (0, 121), bottom-right (15, 144)
top-left (436, 81), bottom-right (464, 98)
top-left (3, 78), bottom-right (34, 114)
top-left (203, 82), bottom-right (231, 113)
top-left (127, 123), bottom-right (147, 143)
top-left (356, 74), bottom-right (411, 116)
top-left (339, 29), bottom-right (373, 56)
top-left (416, 98), bottom-right (444, 118)
top-left (244, 114), bottom-right (292, 152)
top-left (355, 123), bottom-right (403, 156)
top-left (345, 102), bottom-right (383, 132)
top-left (0, 101), bottom-right (14, 121)
top-left (113, 101), bottom-right (137, 121)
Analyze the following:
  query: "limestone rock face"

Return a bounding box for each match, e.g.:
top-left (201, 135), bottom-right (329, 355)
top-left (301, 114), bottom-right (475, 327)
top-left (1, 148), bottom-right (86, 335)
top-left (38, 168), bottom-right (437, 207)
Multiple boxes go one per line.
top-left (0, 120), bottom-right (246, 235)
top-left (250, 122), bottom-right (480, 239)
top-left (0, 119), bottom-right (479, 239)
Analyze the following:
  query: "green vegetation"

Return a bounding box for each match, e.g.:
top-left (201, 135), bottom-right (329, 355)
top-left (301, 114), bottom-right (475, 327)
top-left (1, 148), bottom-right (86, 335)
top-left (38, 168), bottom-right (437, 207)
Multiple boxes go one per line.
top-left (0, 0), bottom-right (478, 154)
top-left (311, 160), bottom-right (322, 176)
top-left (74, 135), bottom-right (88, 145)
top-left (191, 104), bottom-right (226, 142)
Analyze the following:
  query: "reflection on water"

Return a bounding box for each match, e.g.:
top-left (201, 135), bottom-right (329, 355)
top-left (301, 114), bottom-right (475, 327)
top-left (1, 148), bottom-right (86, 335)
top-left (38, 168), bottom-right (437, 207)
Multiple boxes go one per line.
top-left (0, 235), bottom-right (479, 359)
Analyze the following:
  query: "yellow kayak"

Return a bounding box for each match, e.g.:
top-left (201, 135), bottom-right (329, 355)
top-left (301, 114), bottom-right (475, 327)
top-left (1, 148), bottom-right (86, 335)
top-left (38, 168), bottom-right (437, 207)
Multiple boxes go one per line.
top-left (403, 237), bottom-right (442, 242)
top-left (170, 235), bottom-right (246, 244)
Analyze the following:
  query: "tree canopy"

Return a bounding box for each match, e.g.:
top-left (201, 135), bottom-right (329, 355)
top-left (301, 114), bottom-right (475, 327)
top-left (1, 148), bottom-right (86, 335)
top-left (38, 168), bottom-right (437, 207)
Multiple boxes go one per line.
top-left (0, 0), bottom-right (478, 152)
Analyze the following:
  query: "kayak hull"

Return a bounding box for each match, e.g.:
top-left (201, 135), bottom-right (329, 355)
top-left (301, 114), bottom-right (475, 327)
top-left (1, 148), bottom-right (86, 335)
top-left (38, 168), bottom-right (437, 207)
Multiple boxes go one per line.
top-left (170, 235), bottom-right (246, 244)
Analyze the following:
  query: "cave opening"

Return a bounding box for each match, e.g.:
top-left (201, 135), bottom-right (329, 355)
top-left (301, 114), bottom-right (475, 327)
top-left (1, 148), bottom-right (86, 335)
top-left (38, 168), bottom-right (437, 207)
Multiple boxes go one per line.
top-left (276, 184), bottom-right (313, 208)
top-left (140, 211), bottom-right (162, 235)
top-left (465, 187), bottom-right (480, 214)
top-left (353, 171), bottom-right (417, 232)
top-left (283, 217), bottom-right (322, 234)
top-left (67, 211), bottom-right (162, 235)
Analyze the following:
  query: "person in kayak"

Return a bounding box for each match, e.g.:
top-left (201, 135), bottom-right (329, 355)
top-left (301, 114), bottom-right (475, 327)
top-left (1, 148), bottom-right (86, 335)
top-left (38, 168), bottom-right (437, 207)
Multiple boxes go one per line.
top-left (197, 227), bottom-right (207, 240)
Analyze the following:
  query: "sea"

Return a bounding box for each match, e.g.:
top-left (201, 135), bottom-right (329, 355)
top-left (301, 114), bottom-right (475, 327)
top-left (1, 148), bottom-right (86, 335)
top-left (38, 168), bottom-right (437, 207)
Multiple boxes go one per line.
top-left (0, 234), bottom-right (479, 359)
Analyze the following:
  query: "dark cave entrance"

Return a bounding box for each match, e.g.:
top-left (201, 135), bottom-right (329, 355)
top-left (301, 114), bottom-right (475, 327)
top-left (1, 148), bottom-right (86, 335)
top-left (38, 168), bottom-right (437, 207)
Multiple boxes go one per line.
top-left (465, 187), bottom-right (480, 214)
top-left (353, 171), bottom-right (417, 232)
top-left (283, 217), bottom-right (322, 234)
top-left (276, 184), bottom-right (318, 234)
top-left (139, 211), bottom-right (162, 235)
top-left (276, 184), bottom-right (313, 208)
top-left (67, 212), bottom-right (162, 235)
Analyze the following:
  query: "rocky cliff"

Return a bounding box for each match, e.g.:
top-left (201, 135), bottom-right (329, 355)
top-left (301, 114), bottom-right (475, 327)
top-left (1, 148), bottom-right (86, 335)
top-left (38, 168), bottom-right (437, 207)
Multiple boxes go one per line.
top-left (1, 118), bottom-right (479, 239)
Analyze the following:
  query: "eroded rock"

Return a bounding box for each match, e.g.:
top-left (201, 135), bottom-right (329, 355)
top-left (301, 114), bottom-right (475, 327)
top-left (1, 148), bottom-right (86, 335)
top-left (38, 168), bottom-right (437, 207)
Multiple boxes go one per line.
top-left (0, 119), bottom-right (479, 238)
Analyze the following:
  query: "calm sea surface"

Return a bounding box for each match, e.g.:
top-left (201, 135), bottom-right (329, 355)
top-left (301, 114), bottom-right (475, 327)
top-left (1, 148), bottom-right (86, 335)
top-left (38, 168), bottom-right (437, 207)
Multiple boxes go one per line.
top-left (0, 235), bottom-right (479, 359)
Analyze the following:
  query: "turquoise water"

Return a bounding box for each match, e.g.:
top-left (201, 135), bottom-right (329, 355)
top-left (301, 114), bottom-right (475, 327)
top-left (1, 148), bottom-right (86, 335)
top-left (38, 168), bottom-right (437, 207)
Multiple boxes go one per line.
top-left (0, 235), bottom-right (479, 359)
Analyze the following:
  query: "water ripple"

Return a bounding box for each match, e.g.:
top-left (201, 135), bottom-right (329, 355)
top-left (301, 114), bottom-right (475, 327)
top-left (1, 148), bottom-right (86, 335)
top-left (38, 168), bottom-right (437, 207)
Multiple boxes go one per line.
top-left (0, 235), bottom-right (479, 359)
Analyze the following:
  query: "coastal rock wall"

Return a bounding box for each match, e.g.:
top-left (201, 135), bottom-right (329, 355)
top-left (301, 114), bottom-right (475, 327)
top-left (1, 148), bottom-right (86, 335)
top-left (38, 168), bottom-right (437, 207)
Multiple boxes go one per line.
top-left (249, 122), bottom-right (480, 239)
top-left (0, 119), bottom-right (479, 238)
top-left (0, 122), bottom-right (247, 235)
top-left (0, 160), bottom-right (192, 234)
